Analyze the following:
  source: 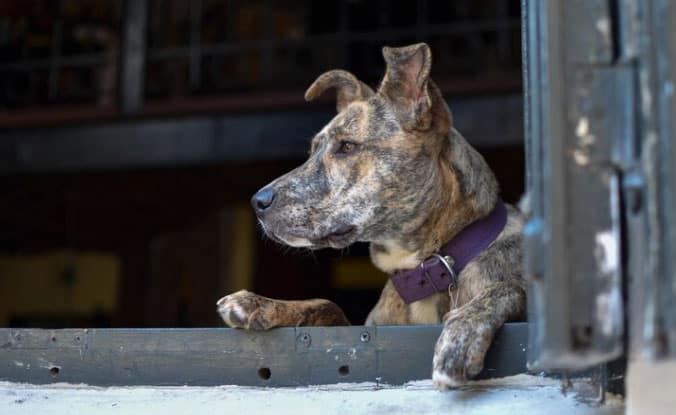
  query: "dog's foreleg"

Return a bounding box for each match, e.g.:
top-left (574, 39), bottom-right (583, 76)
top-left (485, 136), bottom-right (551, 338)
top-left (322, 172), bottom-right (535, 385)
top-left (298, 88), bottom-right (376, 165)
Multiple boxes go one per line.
top-left (217, 290), bottom-right (349, 330)
top-left (431, 281), bottom-right (525, 389)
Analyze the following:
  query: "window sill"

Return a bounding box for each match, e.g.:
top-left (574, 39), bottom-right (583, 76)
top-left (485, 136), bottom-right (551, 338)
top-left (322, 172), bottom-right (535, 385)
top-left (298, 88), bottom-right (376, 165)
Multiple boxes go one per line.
top-left (1, 323), bottom-right (527, 387)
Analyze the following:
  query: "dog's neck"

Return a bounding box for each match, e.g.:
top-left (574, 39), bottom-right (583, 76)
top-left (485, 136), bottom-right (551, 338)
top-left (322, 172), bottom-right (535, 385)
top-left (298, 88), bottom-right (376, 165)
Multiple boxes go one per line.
top-left (370, 128), bottom-right (498, 273)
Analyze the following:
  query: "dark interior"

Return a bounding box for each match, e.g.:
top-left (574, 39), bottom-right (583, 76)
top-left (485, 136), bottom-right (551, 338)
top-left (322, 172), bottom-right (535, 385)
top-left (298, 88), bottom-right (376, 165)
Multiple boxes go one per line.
top-left (0, 0), bottom-right (523, 327)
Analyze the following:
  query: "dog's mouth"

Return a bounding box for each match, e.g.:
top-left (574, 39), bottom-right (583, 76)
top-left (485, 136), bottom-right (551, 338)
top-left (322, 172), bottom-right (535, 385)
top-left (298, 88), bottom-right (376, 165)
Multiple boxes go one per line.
top-left (261, 221), bottom-right (357, 249)
top-left (317, 224), bottom-right (357, 248)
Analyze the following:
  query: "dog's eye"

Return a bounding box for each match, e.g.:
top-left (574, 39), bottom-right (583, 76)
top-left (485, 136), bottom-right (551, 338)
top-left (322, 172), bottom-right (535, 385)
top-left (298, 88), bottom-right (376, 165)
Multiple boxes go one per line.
top-left (336, 141), bottom-right (358, 155)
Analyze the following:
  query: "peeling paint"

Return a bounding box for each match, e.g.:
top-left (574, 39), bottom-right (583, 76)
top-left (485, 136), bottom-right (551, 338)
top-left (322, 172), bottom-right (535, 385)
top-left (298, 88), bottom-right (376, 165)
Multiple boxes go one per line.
top-left (595, 17), bottom-right (610, 39)
top-left (572, 149), bottom-right (590, 166)
top-left (594, 230), bottom-right (622, 336)
top-left (595, 231), bottom-right (618, 274)
top-left (595, 290), bottom-right (622, 337)
top-left (579, 133), bottom-right (595, 147)
top-left (575, 117), bottom-right (589, 137)
top-left (573, 117), bottom-right (596, 166)
top-left (573, 116), bottom-right (598, 145)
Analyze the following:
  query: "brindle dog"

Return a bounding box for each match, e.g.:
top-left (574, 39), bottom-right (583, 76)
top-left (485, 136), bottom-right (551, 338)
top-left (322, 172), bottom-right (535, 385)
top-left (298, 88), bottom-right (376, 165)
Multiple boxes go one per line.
top-left (216, 43), bottom-right (525, 389)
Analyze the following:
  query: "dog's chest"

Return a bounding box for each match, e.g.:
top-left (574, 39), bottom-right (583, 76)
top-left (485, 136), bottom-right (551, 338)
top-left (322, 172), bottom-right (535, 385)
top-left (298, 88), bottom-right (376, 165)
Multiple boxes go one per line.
top-left (409, 294), bottom-right (446, 324)
top-left (370, 241), bottom-right (422, 273)
top-left (369, 242), bottom-right (450, 324)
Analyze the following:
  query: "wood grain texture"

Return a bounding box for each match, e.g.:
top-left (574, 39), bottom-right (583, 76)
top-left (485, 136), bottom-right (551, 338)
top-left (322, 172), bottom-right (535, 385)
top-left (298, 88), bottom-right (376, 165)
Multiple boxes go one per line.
top-left (0, 323), bottom-right (527, 387)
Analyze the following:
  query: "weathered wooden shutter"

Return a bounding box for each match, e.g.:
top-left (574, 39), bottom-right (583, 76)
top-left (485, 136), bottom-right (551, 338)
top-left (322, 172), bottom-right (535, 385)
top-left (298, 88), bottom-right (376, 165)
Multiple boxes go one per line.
top-left (523, 0), bottom-right (676, 370)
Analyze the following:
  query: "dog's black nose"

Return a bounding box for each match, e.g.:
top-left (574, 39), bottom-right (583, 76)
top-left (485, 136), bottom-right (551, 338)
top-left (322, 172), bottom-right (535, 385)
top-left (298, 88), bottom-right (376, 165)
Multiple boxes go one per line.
top-left (251, 187), bottom-right (276, 213)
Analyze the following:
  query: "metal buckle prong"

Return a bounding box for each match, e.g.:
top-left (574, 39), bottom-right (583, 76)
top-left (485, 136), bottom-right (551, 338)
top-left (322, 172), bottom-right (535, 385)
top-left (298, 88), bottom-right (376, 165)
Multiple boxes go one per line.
top-left (432, 254), bottom-right (457, 288)
top-left (420, 262), bottom-right (441, 291)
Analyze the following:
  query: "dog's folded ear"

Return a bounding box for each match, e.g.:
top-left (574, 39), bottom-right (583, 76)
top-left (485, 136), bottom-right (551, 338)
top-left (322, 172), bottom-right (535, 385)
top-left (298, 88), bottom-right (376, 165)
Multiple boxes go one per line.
top-left (379, 43), bottom-right (451, 133)
top-left (305, 70), bottom-right (374, 113)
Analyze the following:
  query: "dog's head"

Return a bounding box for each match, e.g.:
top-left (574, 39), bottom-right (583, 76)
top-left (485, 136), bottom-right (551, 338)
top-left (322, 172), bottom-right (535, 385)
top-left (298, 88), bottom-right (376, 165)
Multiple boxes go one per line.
top-left (252, 43), bottom-right (492, 249)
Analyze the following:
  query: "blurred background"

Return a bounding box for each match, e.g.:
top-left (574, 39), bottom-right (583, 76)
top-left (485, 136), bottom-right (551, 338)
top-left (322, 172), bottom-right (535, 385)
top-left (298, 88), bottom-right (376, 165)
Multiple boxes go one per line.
top-left (0, 0), bottom-right (523, 328)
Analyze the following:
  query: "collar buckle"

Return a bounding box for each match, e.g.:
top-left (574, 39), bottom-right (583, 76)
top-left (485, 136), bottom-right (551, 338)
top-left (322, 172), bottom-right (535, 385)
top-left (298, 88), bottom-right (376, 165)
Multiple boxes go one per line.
top-left (389, 200), bottom-right (507, 304)
top-left (431, 253), bottom-right (457, 289)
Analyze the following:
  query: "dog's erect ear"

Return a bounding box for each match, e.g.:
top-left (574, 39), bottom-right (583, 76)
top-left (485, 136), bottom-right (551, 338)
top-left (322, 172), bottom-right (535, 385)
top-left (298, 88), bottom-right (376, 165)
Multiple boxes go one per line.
top-left (378, 43), bottom-right (451, 132)
top-left (305, 70), bottom-right (374, 112)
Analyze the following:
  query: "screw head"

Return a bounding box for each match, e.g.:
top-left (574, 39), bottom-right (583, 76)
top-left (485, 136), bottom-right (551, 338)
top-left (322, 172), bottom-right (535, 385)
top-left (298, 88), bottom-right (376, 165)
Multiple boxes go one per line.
top-left (360, 331), bottom-right (370, 343)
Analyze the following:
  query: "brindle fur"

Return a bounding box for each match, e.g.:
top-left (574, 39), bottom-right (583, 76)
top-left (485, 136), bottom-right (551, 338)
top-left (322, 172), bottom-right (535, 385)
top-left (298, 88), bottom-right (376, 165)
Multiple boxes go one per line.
top-left (216, 43), bottom-right (525, 389)
top-left (217, 291), bottom-right (349, 329)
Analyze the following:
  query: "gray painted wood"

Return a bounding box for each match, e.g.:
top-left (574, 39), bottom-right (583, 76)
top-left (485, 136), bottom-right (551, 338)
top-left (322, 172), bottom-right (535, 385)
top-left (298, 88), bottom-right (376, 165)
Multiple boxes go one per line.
top-left (0, 323), bottom-right (527, 387)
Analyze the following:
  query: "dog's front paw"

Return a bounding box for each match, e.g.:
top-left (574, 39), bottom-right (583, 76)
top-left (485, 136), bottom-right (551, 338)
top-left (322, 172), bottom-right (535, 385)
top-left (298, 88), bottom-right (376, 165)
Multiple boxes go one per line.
top-left (216, 290), bottom-right (275, 330)
top-left (432, 308), bottom-right (495, 390)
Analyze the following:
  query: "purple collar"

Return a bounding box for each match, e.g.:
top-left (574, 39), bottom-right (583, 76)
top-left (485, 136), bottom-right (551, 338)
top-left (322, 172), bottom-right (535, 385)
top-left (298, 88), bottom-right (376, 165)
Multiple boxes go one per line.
top-left (390, 200), bottom-right (508, 304)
